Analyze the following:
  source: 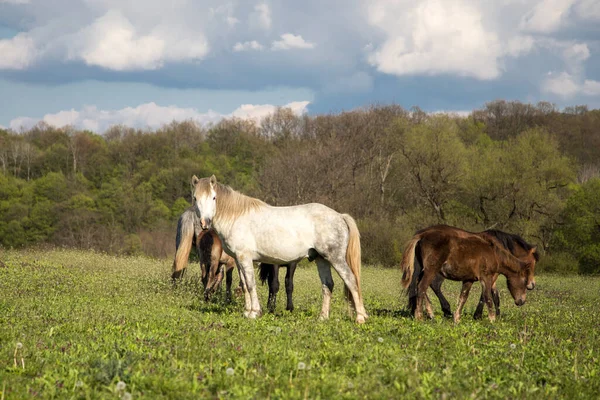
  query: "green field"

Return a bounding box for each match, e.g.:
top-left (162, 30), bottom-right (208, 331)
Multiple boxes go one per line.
top-left (1, 249), bottom-right (599, 399)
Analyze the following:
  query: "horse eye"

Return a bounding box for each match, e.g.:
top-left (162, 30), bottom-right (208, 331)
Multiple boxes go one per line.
top-left (213, 196), bottom-right (216, 201)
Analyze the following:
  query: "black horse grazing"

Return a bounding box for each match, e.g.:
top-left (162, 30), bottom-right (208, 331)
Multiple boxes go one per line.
top-left (406, 225), bottom-right (539, 319)
top-left (259, 263), bottom-right (298, 313)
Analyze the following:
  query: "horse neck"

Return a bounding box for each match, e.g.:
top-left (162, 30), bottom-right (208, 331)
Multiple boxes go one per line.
top-left (212, 184), bottom-right (266, 235)
top-left (494, 245), bottom-right (523, 276)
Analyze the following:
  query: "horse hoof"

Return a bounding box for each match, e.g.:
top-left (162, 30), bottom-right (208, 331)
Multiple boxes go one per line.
top-left (356, 315), bottom-right (366, 324)
top-left (318, 314), bottom-right (328, 321)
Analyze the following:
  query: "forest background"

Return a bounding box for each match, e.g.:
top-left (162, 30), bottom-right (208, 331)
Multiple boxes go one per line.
top-left (1, 100), bottom-right (599, 274)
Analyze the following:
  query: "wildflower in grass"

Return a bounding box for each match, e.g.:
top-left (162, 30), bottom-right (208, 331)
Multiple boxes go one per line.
top-left (275, 327), bottom-right (282, 334)
top-left (377, 337), bottom-right (384, 343)
top-left (348, 382), bottom-right (354, 389)
top-left (116, 381), bottom-right (126, 391)
top-left (226, 367), bottom-right (235, 376)
top-left (297, 362), bottom-right (306, 370)
top-left (510, 343), bottom-right (516, 350)
top-left (75, 380), bottom-right (83, 388)
top-left (123, 392), bottom-right (132, 400)
top-left (16, 342), bottom-right (23, 349)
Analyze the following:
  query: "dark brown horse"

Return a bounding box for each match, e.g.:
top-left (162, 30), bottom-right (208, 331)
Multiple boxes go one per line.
top-left (172, 207), bottom-right (296, 310)
top-left (406, 225), bottom-right (538, 319)
top-left (401, 225), bottom-right (534, 322)
top-left (171, 207), bottom-right (237, 300)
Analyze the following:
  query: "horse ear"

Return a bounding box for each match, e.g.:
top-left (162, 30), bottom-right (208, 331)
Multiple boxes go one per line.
top-left (529, 246), bottom-right (537, 255)
top-left (192, 175), bottom-right (199, 186)
top-left (210, 174), bottom-right (217, 187)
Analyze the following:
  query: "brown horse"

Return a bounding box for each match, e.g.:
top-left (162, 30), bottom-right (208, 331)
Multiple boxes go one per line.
top-left (401, 225), bottom-right (534, 322)
top-left (406, 225), bottom-right (538, 319)
top-left (171, 207), bottom-right (237, 300)
top-left (172, 207), bottom-right (296, 310)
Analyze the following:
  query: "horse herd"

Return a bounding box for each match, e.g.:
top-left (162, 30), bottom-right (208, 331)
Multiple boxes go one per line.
top-left (171, 175), bottom-right (539, 324)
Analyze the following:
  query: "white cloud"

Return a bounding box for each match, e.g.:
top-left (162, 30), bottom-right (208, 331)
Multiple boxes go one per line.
top-left (209, 3), bottom-right (239, 27)
top-left (542, 72), bottom-right (600, 98)
top-left (271, 34), bottom-right (315, 51)
top-left (366, 0), bottom-right (507, 80)
top-left (542, 72), bottom-right (580, 97)
top-left (9, 101), bottom-right (311, 133)
top-left (574, 0), bottom-right (600, 20)
top-left (233, 40), bottom-right (264, 52)
top-left (68, 10), bottom-right (209, 71)
top-left (582, 80), bottom-right (600, 96)
top-left (520, 0), bottom-right (574, 33)
top-left (249, 3), bottom-right (272, 30)
top-left (0, 33), bottom-right (37, 69)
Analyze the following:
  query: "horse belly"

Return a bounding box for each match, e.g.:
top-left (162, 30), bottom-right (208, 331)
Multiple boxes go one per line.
top-left (440, 262), bottom-right (477, 281)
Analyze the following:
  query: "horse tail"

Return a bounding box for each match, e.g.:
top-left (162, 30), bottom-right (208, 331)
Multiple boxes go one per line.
top-left (172, 209), bottom-right (195, 280)
top-left (342, 214), bottom-right (362, 300)
top-left (259, 263), bottom-right (272, 285)
top-left (400, 236), bottom-right (421, 289)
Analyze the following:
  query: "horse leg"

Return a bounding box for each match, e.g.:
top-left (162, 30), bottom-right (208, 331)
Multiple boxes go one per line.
top-left (481, 279), bottom-right (496, 322)
top-left (424, 293), bottom-right (434, 319)
top-left (235, 256), bottom-right (261, 318)
top-left (267, 264), bottom-right (279, 314)
top-left (473, 292), bottom-right (485, 320)
top-left (430, 274), bottom-right (452, 318)
top-left (491, 279), bottom-right (500, 317)
top-left (328, 256), bottom-right (368, 324)
top-left (225, 264), bottom-right (233, 303)
top-left (285, 262), bottom-right (297, 311)
top-left (315, 257), bottom-right (334, 320)
top-left (415, 270), bottom-right (436, 321)
top-left (454, 281), bottom-right (473, 323)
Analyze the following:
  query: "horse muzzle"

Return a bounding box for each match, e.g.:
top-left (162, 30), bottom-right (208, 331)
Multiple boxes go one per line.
top-left (527, 281), bottom-right (536, 290)
top-left (515, 298), bottom-right (526, 306)
top-left (200, 218), bottom-right (212, 230)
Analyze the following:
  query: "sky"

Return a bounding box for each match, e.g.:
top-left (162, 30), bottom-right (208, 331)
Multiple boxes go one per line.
top-left (1, 0), bottom-right (599, 132)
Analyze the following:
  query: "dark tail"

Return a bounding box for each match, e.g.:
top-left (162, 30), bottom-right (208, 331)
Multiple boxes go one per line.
top-left (259, 263), bottom-right (273, 285)
top-left (406, 242), bottom-right (423, 313)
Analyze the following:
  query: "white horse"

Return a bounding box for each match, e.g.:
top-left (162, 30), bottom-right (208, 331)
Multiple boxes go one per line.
top-left (191, 175), bottom-right (368, 323)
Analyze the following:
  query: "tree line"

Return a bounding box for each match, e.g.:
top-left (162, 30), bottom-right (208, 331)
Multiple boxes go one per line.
top-left (1, 100), bottom-right (599, 273)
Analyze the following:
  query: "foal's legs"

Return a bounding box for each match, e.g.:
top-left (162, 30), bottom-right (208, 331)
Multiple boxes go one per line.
top-left (285, 262), bottom-right (297, 311)
top-left (315, 257), bottom-right (334, 320)
top-left (474, 274), bottom-right (501, 319)
top-left (480, 279), bottom-right (496, 322)
top-left (454, 281), bottom-right (473, 323)
top-left (430, 274), bottom-right (453, 318)
top-left (415, 270), bottom-right (437, 321)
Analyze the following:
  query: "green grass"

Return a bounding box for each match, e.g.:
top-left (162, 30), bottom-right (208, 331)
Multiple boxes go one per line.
top-left (1, 249), bottom-right (599, 399)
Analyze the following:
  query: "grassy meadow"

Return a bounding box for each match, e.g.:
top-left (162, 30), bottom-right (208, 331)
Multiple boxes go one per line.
top-left (1, 248), bottom-right (599, 399)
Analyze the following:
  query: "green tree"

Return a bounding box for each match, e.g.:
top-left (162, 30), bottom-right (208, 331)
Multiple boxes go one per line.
top-left (553, 178), bottom-right (600, 274)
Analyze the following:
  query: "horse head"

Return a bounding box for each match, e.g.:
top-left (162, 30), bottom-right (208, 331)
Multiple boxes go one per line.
top-left (506, 259), bottom-right (531, 306)
top-left (191, 174), bottom-right (218, 230)
top-left (524, 246), bottom-right (538, 290)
